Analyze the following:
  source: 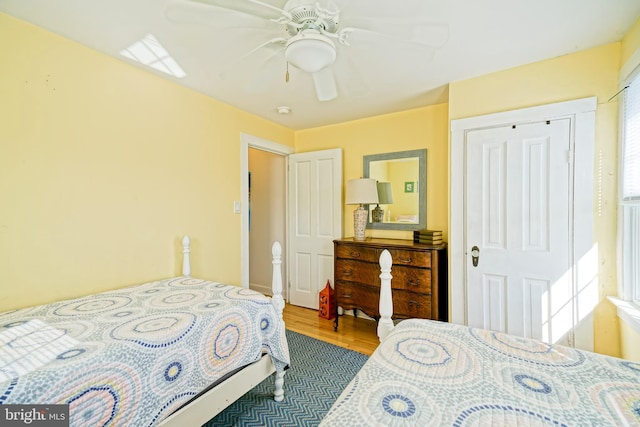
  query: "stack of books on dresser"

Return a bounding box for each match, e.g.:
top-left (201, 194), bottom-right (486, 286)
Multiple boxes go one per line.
top-left (413, 229), bottom-right (443, 245)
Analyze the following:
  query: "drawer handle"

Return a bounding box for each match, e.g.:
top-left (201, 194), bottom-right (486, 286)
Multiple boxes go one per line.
top-left (341, 292), bottom-right (353, 299)
top-left (398, 257), bottom-right (412, 263)
top-left (350, 251), bottom-right (361, 258)
top-left (409, 300), bottom-right (421, 308)
top-left (342, 269), bottom-right (354, 276)
top-left (407, 279), bottom-right (421, 286)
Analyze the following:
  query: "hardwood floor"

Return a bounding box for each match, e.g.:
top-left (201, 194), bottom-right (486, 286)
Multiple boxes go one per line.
top-left (282, 303), bottom-right (379, 356)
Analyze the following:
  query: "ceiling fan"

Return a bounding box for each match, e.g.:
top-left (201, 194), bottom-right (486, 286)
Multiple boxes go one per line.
top-left (166, 0), bottom-right (448, 102)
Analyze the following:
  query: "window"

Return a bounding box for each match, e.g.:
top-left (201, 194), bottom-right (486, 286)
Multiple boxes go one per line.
top-left (620, 70), bottom-right (640, 304)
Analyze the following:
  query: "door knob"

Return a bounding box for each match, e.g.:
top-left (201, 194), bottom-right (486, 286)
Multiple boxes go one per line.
top-left (471, 246), bottom-right (480, 267)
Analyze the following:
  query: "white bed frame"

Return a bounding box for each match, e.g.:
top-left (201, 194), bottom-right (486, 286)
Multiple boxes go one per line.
top-left (376, 249), bottom-right (394, 342)
top-left (159, 236), bottom-right (286, 427)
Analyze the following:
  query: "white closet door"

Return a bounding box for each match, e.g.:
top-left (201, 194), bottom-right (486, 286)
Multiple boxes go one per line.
top-left (466, 119), bottom-right (572, 345)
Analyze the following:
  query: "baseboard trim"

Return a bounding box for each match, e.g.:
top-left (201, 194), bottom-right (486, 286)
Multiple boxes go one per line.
top-left (250, 282), bottom-right (272, 296)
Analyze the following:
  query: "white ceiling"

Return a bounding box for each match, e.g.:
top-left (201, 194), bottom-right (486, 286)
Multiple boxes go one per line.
top-left (2, 0), bottom-right (640, 130)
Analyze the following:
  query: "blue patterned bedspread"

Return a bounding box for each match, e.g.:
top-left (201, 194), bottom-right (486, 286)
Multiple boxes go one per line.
top-left (0, 277), bottom-right (290, 426)
top-left (321, 319), bottom-right (640, 426)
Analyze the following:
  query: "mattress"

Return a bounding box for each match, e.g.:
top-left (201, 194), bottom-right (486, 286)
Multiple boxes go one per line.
top-left (321, 319), bottom-right (640, 426)
top-left (0, 277), bottom-right (290, 426)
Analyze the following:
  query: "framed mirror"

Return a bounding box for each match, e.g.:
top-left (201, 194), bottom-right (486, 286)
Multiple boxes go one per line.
top-left (363, 149), bottom-right (426, 230)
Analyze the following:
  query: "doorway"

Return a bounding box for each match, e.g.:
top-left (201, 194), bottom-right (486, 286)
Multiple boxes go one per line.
top-left (248, 148), bottom-right (287, 295)
top-left (240, 134), bottom-right (293, 295)
top-left (240, 135), bottom-right (342, 309)
top-left (450, 97), bottom-right (597, 350)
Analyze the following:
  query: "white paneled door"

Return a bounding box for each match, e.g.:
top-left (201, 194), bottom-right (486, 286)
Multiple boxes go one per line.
top-left (466, 119), bottom-right (573, 345)
top-left (288, 149), bottom-right (342, 309)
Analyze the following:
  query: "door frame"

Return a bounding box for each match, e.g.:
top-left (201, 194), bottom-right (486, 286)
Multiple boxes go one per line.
top-left (240, 133), bottom-right (294, 290)
top-left (450, 97), bottom-right (596, 346)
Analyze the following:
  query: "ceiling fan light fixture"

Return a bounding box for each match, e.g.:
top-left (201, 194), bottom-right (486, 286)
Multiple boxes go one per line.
top-left (285, 32), bottom-right (336, 73)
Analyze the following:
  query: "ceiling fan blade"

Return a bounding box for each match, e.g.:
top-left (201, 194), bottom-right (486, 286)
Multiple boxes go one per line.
top-left (332, 49), bottom-right (368, 97)
top-left (339, 0), bottom-right (435, 21)
top-left (336, 0), bottom-right (448, 47)
top-left (245, 48), bottom-right (287, 93)
top-left (187, 0), bottom-right (291, 21)
top-left (339, 22), bottom-right (448, 48)
top-left (219, 37), bottom-right (287, 80)
top-left (338, 28), bottom-right (438, 69)
top-left (332, 29), bottom-right (438, 90)
top-left (164, 0), bottom-right (275, 31)
top-left (312, 68), bottom-right (337, 102)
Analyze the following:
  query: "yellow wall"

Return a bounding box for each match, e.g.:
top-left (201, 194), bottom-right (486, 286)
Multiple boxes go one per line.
top-left (3, 10), bottom-right (639, 360)
top-left (0, 14), bottom-right (294, 311)
top-left (449, 43), bottom-right (621, 356)
top-left (620, 320), bottom-right (640, 361)
top-left (295, 104), bottom-right (449, 241)
top-left (618, 17), bottom-right (640, 360)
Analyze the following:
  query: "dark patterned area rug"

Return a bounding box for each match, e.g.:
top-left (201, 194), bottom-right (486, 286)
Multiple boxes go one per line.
top-left (203, 330), bottom-right (369, 426)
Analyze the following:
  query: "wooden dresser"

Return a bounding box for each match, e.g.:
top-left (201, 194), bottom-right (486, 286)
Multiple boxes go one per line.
top-left (333, 238), bottom-right (447, 330)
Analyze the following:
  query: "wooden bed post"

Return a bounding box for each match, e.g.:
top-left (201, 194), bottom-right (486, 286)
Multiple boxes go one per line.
top-left (377, 249), bottom-right (393, 342)
top-left (271, 241), bottom-right (286, 402)
top-left (182, 236), bottom-right (191, 277)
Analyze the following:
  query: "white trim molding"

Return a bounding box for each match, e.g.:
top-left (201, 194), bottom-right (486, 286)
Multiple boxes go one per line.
top-left (608, 297), bottom-right (640, 335)
top-left (620, 47), bottom-right (640, 84)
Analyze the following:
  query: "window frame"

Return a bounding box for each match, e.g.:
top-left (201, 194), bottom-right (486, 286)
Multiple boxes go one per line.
top-left (618, 67), bottom-right (640, 306)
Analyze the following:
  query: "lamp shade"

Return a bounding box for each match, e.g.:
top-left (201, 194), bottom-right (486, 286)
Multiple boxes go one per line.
top-left (285, 32), bottom-right (336, 73)
top-left (377, 182), bottom-right (394, 204)
top-left (346, 179), bottom-right (379, 205)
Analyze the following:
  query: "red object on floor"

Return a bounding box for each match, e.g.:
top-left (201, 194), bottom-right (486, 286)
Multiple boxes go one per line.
top-left (319, 280), bottom-right (336, 320)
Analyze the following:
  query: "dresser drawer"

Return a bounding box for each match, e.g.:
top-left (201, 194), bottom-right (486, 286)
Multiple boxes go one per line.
top-left (334, 281), bottom-right (379, 317)
top-left (335, 244), bottom-right (379, 263)
top-left (386, 248), bottom-right (431, 268)
top-left (333, 238), bottom-right (448, 329)
top-left (393, 290), bottom-right (432, 319)
top-left (390, 266), bottom-right (431, 293)
top-left (335, 259), bottom-right (379, 284)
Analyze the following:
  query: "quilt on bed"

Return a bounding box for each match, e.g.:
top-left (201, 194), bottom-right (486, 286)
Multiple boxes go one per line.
top-left (0, 277), bottom-right (290, 427)
top-left (321, 319), bottom-right (640, 426)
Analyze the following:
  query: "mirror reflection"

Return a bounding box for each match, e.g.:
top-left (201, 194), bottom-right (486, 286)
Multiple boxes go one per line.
top-left (364, 149), bottom-right (426, 231)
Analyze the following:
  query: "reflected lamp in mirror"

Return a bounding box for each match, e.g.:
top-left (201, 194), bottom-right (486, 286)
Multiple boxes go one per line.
top-left (364, 149), bottom-right (427, 231)
top-left (346, 178), bottom-right (378, 241)
top-left (372, 182), bottom-right (393, 223)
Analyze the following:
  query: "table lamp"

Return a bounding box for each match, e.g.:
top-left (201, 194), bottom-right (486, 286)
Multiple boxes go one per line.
top-left (372, 182), bottom-right (393, 223)
top-left (346, 178), bottom-right (378, 240)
